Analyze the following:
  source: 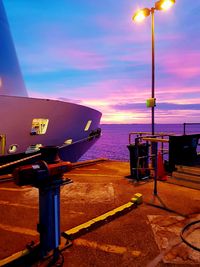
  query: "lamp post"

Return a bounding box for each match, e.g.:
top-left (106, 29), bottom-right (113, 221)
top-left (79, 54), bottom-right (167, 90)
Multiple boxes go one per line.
top-left (132, 0), bottom-right (175, 136)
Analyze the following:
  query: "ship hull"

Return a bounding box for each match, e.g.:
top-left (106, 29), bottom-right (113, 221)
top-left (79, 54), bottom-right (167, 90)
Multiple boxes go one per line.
top-left (0, 2), bottom-right (102, 174)
top-left (0, 95), bottom-right (101, 171)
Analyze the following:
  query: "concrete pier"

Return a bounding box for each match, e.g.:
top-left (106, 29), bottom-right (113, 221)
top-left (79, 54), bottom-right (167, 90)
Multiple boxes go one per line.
top-left (0, 160), bottom-right (199, 266)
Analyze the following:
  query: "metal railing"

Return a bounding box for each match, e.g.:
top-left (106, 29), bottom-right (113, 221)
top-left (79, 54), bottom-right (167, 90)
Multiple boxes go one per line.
top-left (128, 132), bottom-right (176, 181)
top-left (183, 122), bottom-right (200, 135)
top-left (129, 132), bottom-right (173, 159)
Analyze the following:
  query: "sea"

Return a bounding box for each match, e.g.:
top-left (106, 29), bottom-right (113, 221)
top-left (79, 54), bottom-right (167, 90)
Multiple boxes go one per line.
top-left (80, 124), bottom-right (200, 162)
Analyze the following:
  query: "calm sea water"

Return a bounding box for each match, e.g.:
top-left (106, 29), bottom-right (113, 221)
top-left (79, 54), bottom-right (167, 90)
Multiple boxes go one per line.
top-left (80, 124), bottom-right (200, 161)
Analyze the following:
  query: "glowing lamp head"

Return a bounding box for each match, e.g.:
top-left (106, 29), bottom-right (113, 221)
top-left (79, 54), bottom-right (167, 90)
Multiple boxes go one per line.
top-left (155, 0), bottom-right (175, 11)
top-left (132, 8), bottom-right (151, 23)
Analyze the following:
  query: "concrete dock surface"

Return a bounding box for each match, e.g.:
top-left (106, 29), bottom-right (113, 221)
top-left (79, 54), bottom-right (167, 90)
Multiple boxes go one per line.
top-left (0, 159), bottom-right (199, 267)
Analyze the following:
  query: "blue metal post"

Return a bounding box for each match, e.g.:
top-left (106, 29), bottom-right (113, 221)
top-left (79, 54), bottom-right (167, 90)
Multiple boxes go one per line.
top-left (38, 185), bottom-right (60, 257)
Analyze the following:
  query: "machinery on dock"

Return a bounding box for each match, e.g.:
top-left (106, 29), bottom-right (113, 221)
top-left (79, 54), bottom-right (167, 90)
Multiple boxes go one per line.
top-left (127, 130), bottom-right (200, 180)
top-left (1, 146), bottom-right (143, 267)
top-left (12, 146), bottom-right (72, 266)
top-left (127, 132), bottom-right (170, 181)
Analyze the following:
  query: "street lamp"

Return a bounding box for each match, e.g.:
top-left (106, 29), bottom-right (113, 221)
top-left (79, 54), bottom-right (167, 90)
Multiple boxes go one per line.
top-left (132, 0), bottom-right (175, 135)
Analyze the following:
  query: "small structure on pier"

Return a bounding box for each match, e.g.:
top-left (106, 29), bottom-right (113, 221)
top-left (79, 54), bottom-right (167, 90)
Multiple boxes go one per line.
top-left (127, 123), bottom-right (200, 189)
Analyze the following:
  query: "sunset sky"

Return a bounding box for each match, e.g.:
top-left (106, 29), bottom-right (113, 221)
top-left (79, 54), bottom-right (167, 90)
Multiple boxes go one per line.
top-left (4, 0), bottom-right (200, 124)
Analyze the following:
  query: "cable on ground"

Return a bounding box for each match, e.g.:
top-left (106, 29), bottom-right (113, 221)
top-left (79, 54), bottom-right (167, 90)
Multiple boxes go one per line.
top-left (180, 219), bottom-right (200, 252)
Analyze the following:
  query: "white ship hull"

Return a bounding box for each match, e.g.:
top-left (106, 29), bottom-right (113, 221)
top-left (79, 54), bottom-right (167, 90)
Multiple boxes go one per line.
top-left (0, 1), bottom-right (102, 172)
top-left (0, 95), bottom-right (101, 169)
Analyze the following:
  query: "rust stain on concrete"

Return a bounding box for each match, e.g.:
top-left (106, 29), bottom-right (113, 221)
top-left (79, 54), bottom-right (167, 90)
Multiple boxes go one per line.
top-left (148, 214), bottom-right (200, 264)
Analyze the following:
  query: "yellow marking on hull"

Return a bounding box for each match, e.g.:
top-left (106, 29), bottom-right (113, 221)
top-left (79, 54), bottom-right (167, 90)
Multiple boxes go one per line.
top-left (0, 223), bottom-right (38, 236)
top-left (74, 238), bottom-right (141, 257)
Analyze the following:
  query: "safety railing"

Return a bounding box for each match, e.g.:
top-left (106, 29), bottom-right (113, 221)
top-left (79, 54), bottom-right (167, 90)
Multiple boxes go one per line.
top-left (129, 132), bottom-right (173, 158)
top-left (128, 130), bottom-right (200, 181)
top-left (183, 122), bottom-right (200, 135)
top-left (128, 132), bottom-right (174, 180)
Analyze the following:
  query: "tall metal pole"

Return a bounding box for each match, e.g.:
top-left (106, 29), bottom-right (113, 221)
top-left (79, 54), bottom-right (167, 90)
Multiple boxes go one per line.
top-left (151, 8), bottom-right (157, 195)
top-left (151, 8), bottom-right (155, 136)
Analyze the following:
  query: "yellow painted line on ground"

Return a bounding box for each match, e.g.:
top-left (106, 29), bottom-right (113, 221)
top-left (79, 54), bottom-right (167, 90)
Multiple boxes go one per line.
top-left (62, 193), bottom-right (142, 240)
top-left (63, 194), bottom-right (143, 240)
top-left (0, 223), bottom-right (38, 236)
top-left (0, 238), bottom-right (71, 267)
top-left (0, 200), bottom-right (37, 209)
top-left (0, 187), bottom-right (28, 192)
top-left (0, 248), bottom-right (30, 267)
top-left (93, 202), bottom-right (134, 222)
top-left (64, 202), bottom-right (135, 237)
top-left (74, 238), bottom-right (141, 257)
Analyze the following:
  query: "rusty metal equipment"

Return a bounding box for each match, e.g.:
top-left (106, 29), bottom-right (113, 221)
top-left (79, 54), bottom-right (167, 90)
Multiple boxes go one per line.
top-left (12, 146), bottom-right (72, 265)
